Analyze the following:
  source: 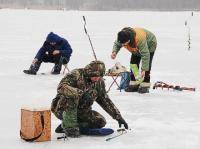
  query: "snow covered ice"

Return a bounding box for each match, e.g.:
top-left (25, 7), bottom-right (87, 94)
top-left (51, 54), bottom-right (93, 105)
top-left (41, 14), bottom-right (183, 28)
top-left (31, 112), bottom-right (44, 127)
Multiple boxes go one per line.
top-left (0, 9), bottom-right (200, 149)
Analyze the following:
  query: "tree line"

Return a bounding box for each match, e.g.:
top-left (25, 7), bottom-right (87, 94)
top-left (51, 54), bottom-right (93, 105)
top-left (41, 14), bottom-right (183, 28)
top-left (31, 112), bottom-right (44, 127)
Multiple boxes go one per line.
top-left (0, 0), bottom-right (200, 10)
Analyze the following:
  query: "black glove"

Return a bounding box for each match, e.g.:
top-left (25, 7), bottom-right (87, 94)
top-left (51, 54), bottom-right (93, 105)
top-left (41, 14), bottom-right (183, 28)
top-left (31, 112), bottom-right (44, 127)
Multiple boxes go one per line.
top-left (64, 127), bottom-right (80, 138)
top-left (80, 90), bottom-right (94, 108)
top-left (82, 90), bottom-right (91, 100)
top-left (117, 117), bottom-right (128, 129)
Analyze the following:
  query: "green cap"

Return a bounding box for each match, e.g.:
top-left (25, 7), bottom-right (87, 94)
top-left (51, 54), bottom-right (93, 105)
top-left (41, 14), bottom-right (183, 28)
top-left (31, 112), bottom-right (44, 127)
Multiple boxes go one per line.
top-left (84, 60), bottom-right (106, 77)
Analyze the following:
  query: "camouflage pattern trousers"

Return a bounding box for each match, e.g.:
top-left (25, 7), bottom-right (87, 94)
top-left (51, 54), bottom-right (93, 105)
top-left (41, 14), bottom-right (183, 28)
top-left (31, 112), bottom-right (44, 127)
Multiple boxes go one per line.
top-left (51, 93), bottom-right (106, 129)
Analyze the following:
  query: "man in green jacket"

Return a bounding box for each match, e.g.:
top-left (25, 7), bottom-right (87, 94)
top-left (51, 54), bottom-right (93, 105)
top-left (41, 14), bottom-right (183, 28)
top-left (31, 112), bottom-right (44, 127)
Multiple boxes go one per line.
top-left (111, 27), bottom-right (157, 93)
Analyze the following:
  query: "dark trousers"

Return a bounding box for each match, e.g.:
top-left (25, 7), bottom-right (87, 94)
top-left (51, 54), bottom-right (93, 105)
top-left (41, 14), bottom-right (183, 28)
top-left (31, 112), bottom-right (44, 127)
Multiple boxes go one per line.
top-left (41, 53), bottom-right (61, 64)
top-left (130, 52), bottom-right (154, 83)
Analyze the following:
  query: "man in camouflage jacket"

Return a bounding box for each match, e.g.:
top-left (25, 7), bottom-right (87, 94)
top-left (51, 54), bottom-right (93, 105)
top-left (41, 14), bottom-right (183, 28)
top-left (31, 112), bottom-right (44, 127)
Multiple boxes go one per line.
top-left (111, 27), bottom-right (157, 93)
top-left (51, 60), bottom-right (128, 137)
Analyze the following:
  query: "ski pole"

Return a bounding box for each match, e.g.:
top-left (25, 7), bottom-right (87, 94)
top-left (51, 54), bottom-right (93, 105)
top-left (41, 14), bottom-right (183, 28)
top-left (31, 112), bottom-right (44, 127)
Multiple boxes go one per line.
top-left (82, 16), bottom-right (97, 61)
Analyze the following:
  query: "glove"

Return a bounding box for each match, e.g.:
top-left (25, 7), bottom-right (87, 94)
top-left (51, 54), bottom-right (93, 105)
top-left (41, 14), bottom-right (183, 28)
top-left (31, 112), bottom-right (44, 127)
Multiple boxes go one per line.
top-left (82, 90), bottom-right (91, 100)
top-left (117, 117), bottom-right (128, 129)
top-left (80, 90), bottom-right (94, 108)
top-left (64, 127), bottom-right (80, 138)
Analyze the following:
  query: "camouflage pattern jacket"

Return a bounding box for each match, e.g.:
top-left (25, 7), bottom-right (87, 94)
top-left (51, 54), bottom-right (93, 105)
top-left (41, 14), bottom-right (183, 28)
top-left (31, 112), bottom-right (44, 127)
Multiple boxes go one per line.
top-left (55, 68), bottom-right (123, 120)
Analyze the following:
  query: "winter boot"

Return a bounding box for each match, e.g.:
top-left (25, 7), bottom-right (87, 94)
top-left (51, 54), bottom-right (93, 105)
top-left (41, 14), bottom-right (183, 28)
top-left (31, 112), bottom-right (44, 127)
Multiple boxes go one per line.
top-left (23, 61), bottom-right (41, 75)
top-left (55, 124), bottom-right (80, 138)
top-left (55, 124), bottom-right (64, 133)
top-left (138, 82), bottom-right (151, 94)
top-left (125, 81), bottom-right (140, 92)
top-left (62, 110), bottom-right (80, 138)
top-left (51, 63), bottom-right (62, 74)
top-left (64, 127), bottom-right (80, 138)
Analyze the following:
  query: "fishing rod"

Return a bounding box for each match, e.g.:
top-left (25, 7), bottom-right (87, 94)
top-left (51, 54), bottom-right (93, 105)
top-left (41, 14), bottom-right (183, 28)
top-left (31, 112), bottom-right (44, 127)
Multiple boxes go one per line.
top-left (82, 16), bottom-right (97, 61)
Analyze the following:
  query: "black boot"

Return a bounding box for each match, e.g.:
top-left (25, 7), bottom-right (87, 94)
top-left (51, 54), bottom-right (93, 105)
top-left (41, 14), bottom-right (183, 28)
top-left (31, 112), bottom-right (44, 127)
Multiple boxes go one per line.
top-left (125, 84), bottom-right (139, 92)
top-left (23, 61), bottom-right (41, 75)
top-left (55, 124), bottom-right (64, 133)
top-left (138, 82), bottom-right (151, 94)
top-left (64, 127), bottom-right (80, 138)
top-left (51, 63), bottom-right (62, 74)
top-left (138, 86), bottom-right (149, 93)
top-left (137, 71), bottom-right (151, 93)
top-left (125, 81), bottom-right (140, 92)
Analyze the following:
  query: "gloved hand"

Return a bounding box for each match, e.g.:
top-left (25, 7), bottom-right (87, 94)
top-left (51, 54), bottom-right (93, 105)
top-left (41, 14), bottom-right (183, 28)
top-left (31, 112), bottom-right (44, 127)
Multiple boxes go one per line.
top-left (82, 90), bottom-right (91, 100)
top-left (64, 127), bottom-right (80, 138)
top-left (82, 89), bottom-right (98, 100)
top-left (117, 117), bottom-right (128, 129)
top-left (80, 90), bottom-right (94, 108)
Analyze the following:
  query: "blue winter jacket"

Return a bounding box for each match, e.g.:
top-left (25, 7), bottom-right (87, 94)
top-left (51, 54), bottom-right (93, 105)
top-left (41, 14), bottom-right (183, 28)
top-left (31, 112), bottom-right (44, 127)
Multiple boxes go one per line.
top-left (35, 32), bottom-right (72, 62)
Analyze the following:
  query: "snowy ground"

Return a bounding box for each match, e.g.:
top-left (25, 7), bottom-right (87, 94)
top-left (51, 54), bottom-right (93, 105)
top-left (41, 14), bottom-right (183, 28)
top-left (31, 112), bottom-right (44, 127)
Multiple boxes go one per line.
top-left (0, 9), bottom-right (200, 149)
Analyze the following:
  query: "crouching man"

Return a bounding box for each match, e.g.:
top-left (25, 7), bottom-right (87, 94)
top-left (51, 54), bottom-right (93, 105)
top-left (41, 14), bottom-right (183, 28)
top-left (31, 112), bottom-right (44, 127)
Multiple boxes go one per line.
top-left (51, 60), bottom-right (128, 137)
top-left (23, 32), bottom-right (72, 75)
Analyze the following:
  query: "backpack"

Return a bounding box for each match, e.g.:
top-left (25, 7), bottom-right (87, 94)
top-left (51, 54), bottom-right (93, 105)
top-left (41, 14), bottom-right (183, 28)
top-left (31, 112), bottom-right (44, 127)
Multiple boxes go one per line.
top-left (119, 72), bottom-right (131, 90)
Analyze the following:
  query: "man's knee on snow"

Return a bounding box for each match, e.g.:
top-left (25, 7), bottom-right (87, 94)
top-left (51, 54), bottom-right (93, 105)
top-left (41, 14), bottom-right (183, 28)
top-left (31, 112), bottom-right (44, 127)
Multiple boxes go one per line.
top-left (78, 110), bottom-right (106, 129)
top-left (94, 114), bottom-right (106, 128)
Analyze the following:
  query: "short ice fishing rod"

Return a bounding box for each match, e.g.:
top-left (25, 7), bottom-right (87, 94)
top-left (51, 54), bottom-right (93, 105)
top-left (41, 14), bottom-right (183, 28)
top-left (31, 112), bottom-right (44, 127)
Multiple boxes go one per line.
top-left (82, 16), bottom-right (97, 61)
top-left (105, 128), bottom-right (131, 141)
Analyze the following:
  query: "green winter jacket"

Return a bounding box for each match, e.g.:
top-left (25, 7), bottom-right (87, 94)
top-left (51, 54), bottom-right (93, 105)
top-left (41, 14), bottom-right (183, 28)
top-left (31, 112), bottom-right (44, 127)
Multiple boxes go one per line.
top-left (112, 27), bottom-right (157, 71)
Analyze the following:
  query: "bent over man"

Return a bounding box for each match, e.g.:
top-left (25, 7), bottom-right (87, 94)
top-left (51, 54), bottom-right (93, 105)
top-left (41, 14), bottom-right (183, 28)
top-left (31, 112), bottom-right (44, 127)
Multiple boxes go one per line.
top-left (111, 27), bottom-right (157, 93)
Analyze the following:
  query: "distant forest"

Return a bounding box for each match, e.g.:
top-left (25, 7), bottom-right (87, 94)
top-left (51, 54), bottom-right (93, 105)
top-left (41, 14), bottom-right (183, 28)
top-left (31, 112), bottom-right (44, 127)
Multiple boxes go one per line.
top-left (0, 0), bottom-right (200, 11)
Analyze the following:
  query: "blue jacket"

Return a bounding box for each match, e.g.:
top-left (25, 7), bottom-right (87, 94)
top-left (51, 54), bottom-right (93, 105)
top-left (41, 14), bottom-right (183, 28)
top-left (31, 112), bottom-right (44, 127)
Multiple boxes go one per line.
top-left (35, 32), bottom-right (72, 62)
